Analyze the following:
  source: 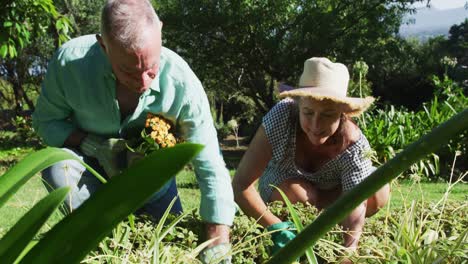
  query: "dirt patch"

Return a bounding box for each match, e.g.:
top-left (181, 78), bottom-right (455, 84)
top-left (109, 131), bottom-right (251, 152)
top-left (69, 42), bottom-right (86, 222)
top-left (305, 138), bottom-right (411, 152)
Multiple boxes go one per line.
top-left (220, 135), bottom-right (248, 151)
top-left (220, 135), bottom-right (249, 169)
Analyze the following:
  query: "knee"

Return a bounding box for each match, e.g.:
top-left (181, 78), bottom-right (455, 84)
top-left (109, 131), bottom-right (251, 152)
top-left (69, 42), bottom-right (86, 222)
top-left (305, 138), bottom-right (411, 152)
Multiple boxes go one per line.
top-left (366, 183), bottom-right (390, 217)
top-left (270, 178), bottom-right (317, 204)
top-left (42, 159), bottom-right (85, 188)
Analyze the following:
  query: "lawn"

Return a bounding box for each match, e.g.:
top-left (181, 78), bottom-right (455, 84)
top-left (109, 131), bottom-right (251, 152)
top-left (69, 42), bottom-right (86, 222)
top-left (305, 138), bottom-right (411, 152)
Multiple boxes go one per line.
top-left (0, 155), bottom-right (466, 239)
top-left (0, 136), bottom-right (466, 263)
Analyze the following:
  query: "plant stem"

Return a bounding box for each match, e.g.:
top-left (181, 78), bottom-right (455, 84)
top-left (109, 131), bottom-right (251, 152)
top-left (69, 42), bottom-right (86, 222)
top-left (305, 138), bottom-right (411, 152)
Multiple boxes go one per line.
top-left (267, 108), bottom-right (468, 264)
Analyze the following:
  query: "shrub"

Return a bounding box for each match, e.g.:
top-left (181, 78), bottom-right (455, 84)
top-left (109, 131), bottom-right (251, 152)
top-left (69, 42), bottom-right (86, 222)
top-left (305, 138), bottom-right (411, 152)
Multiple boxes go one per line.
top-left (214, 121), bottom-right (231, 141)
top-left (360, 74), bottom-right (467, 181)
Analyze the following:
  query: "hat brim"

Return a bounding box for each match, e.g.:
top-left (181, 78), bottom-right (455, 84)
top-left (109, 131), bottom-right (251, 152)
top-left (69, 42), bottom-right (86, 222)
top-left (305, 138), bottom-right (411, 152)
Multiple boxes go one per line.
top-left (279, 87), bottom-right (374, 117)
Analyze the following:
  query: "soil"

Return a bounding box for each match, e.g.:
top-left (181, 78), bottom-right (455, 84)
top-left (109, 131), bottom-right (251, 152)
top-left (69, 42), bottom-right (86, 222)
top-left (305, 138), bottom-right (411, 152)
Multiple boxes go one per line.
top-left (219, 135), bottom-right (249, 169)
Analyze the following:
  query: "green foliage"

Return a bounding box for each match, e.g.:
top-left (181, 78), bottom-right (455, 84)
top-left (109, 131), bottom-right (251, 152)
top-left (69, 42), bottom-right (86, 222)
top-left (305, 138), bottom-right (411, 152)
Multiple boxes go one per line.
top-left (10, 115), bottom-right (37, 143)
top-left (78, 196), bottom-right (467, 263)
top-left (0, 144), bottom-right (202, 263)
top-left (272, 186), bottom-right (318, 264)
top-left (157, 0), bottom-right (419, 114)
top-left (214, 121), bottom-right (231, 141)
top-left (360, 75), bottom-right (467, 180)
top-left (0, 187), bottom-right (69, 264)
top-left (447, 18), bottom-right (468, 67)
top-left (349, 60), bottom-right (372, 98)
top-left (1, 0), bottom-right (72, 59)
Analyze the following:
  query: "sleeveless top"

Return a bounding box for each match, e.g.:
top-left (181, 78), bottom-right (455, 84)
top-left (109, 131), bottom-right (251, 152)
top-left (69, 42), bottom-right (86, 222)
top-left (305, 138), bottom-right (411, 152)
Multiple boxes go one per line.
top-left (258, 98), bottom-right (376, 202)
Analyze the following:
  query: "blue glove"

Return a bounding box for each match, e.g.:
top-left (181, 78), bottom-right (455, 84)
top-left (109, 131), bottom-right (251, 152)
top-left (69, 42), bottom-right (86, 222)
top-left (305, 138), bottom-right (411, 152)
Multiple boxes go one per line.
top-left (267, 221), bottom-right (297, 254)
top-left (199, 243), bottom-right (232, 264)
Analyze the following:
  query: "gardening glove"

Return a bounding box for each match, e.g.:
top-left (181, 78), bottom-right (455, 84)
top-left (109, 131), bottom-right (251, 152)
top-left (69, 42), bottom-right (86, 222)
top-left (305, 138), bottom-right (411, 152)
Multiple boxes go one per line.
top-left (80, 134), bottom-right (127, 178)
top-left (199, 243), bottom-right (232, 264)
top-left (267, 221), bottom-right (297, 255)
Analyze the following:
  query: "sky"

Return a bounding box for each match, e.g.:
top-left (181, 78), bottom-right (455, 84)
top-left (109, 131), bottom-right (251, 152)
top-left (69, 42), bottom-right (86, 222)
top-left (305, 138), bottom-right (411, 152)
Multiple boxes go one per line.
top-left (414, 0), bottom-right (467, 10)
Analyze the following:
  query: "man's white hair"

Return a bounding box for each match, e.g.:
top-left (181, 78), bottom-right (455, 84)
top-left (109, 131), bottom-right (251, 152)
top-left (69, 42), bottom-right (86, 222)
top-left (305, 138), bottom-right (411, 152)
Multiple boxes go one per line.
top-left (101, 0), bottom-right (161, 50)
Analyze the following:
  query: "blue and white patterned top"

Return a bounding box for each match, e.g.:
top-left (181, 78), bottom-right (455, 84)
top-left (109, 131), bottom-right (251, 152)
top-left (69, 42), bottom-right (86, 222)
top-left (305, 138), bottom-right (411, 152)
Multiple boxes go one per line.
top-left (258, 98), bottom-right (375, 202)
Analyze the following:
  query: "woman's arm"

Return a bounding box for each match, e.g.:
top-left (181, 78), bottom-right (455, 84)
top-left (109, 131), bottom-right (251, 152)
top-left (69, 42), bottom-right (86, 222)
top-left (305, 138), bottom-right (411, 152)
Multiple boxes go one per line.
top-left (341, 201), bottom-right (367, 249)
top-left (232, 125), bottom-right (282, 227)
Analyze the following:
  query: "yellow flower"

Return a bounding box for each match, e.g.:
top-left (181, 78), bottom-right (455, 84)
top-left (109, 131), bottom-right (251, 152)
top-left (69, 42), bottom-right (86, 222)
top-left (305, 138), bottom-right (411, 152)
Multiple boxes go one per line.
top-left (142, 113), bottom-right (181, 150)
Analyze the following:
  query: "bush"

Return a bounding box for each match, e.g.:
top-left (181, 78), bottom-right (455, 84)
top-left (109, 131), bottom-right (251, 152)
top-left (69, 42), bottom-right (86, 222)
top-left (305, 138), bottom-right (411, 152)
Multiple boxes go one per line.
top-left (214, 121), bottom-right (231, 141)
top-left (360, 74), bottom-right (467, 181)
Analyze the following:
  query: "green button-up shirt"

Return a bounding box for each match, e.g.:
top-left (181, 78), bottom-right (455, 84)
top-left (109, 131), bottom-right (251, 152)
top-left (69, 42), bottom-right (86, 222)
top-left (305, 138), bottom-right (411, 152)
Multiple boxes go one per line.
top-left (32, 34), bottom-right (235, 225)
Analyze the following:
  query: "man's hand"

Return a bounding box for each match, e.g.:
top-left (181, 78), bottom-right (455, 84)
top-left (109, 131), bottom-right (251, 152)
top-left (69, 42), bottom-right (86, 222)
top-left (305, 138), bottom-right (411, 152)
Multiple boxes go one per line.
top-left (80, 134), bottom-right (127, 177)
top-left (200, 223), bottom-right (231, 264)
top-left (267, 221), bottom-right (297, 254)
top-left (199, 243), bottom-right (232, 264)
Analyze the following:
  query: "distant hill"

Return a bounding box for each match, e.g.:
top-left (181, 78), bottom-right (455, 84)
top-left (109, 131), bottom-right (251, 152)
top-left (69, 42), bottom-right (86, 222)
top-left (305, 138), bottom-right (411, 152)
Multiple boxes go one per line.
top-left (399, 7), bottom-right (467, 40)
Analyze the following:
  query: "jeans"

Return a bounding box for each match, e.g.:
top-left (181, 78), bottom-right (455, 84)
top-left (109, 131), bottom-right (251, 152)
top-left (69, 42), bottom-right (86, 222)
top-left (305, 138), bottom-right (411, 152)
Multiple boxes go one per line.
top-left (41, 148), bottom-right (183, 221)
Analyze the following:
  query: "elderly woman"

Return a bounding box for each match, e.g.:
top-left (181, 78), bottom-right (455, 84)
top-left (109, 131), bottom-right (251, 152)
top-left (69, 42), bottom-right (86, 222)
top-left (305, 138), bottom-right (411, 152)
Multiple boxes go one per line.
top-left (233, 57), bottom-right (390, 255)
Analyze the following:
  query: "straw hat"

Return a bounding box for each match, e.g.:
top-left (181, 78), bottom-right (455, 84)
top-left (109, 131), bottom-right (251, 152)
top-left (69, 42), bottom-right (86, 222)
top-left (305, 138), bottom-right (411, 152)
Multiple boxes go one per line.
top-left (279, 57), bottom-right (374, 116)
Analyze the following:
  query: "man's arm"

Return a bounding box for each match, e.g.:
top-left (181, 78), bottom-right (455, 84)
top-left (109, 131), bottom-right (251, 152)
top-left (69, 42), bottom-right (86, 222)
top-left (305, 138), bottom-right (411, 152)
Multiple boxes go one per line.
top-left (32, 55), bottom-right (77, 147)
top-left (178, 92), bottom-right (236, 246)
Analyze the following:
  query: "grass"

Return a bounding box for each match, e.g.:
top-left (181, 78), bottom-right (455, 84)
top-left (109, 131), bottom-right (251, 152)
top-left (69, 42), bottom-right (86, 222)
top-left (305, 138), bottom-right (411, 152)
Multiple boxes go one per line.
top-left (0, 159), bottom-right (466, 239)
top-left (0, 133), bottom-right (466, 243)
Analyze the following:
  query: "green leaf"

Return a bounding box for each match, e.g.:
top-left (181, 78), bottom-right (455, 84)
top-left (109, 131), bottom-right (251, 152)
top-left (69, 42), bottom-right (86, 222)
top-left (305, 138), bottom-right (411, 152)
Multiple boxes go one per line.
top-left (21, 143), bottom-right (203, 263)
top-left (0, 187), bottom-right (69, 264)
top-left (8, 44), bottom-right (16, 58)
top-left (271, 186), bottom-right (318, 264)
top-left (14, 23), bottom-right (21, 32)
top-left (3, 21), bottom-right (13, 27)
top-left (0, 45), bottom-right (7, 58)
top-left (55, 19), bottom-right (63, 30)
top-left (14, 240), bottom-right (38, 264)
top-left (0, 148), bottom-right (81, 209)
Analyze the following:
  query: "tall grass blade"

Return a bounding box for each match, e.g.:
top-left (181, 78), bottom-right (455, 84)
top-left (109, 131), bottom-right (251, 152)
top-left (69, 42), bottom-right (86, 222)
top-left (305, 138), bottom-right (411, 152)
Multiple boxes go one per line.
top-left (267, 109), bottom-right (468, 263)
top-left (271, 185), bottom-right (318, 264)
top-left (21, 143), bottom-right (203, 264)
top-left (150, 196), bottom-right (188, 263)
top-left (0, 187), bottom-right (69, 263)
top-left (0, 148), bottom-right (81, 208)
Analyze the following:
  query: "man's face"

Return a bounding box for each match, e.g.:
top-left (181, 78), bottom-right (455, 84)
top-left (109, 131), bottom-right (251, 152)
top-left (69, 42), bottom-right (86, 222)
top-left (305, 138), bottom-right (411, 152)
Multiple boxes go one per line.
top-left (99, 29), bottom-right (162, 94)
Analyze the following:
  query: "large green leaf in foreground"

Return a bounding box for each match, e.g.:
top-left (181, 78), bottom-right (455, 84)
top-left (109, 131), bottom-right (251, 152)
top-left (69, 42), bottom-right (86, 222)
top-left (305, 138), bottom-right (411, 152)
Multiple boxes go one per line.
top-left (0, 187), bottom-right (69, 263)
top-left (268, 109), bottom-right (468, 263)
top-left (20, 143), bottom-right (202, 263)
top-left (0, 148), bottom-right (80, 209)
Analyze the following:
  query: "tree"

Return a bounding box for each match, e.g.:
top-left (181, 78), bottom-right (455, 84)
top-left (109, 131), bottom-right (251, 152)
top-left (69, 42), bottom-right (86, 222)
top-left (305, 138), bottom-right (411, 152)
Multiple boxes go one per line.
top-left (0, 0), bottom-right (72, 112)
top-left (1, 0), bottom-right (72, 58)
top-left (155, 0), bottom-right (423, 115)
top-left (447, 19), bottom-right (468, 66)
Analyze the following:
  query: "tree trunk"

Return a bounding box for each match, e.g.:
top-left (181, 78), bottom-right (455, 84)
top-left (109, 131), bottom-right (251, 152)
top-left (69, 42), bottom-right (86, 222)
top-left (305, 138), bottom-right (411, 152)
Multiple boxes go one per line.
top-left (5, 61), bottom-right (23, 113)
top-left (219, 102), bottom-right (224, 124)
top-left (22, 87), bottom-right (34, 111)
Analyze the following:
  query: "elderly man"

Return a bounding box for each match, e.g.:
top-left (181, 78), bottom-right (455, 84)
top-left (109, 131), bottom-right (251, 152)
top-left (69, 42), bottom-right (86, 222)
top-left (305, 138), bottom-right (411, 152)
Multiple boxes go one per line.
top-left (32, 0), bottom-right (234, 262)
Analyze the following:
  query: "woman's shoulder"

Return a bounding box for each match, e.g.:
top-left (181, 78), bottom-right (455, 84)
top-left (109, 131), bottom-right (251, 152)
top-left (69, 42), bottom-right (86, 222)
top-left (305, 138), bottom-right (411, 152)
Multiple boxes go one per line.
top-left (263, 98), bottom-right (296, 125)
top-left (262, 98), bottom-right (297, 161)
top-left (271, 98), bottom-right (296, 114)
top-left (343, 119), bottom-right (361, 145)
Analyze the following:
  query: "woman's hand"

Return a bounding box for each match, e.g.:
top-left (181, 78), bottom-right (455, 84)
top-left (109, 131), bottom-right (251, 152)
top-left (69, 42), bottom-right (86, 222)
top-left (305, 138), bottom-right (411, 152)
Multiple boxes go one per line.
top-left (267, 221), bottom-right (297, 254)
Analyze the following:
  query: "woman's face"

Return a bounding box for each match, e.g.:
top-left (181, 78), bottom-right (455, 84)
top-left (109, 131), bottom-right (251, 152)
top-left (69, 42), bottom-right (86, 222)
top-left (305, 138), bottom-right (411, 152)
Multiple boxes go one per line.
top-left (298, 98), bottom-right (342, 146)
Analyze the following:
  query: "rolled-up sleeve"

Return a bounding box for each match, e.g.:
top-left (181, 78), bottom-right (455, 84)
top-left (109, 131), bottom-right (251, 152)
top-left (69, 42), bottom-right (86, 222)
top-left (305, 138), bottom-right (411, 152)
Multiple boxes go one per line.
top-left (32, 53), bottom-right (76, 147)
top-left (178, 82), bottom-right (235, 226)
